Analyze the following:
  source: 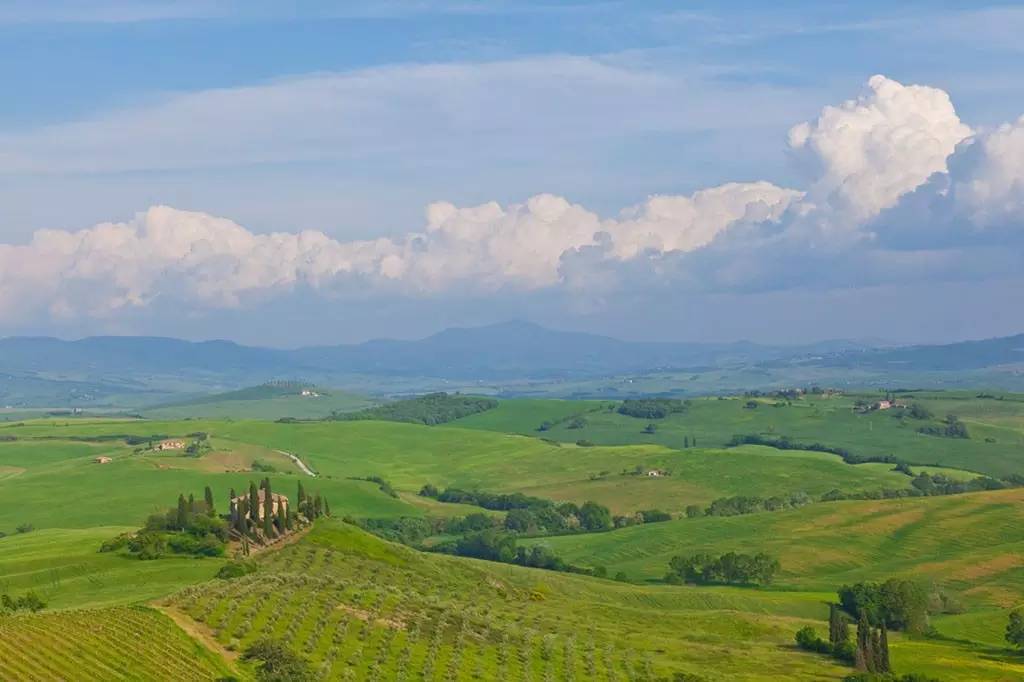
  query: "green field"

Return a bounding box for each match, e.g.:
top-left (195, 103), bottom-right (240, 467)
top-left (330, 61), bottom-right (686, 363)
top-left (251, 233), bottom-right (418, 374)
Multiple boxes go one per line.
top-left (529, 487), bottom-right (1024, 607)
top-left (454, 393), bottom-right (1024, 477)
top-left (3, 392), bottom-right (1024, 679)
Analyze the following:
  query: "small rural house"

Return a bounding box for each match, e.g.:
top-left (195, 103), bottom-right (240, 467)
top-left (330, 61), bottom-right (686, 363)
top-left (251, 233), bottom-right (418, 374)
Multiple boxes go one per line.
top-left (94, 456), bottom-right (112, 464)
top-left (875, 400), bottom-right (892, 410)
top-left (300, 389), bottom-right (321, 398)
top-left (155, 439), bottom-right (186, 451)
top-left (646, 469), bottom-right (667, 477)
top-left (229, 490), bottom-right (289, 522)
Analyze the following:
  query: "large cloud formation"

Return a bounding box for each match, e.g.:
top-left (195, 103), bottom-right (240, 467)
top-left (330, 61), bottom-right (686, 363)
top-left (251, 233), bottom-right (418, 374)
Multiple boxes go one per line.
top-left (1, 74), bottom-right (1022, 324)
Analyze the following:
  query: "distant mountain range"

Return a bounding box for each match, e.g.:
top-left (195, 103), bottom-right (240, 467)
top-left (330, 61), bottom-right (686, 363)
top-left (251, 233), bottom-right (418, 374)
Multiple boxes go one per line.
top-left (1, 321), bottom-right (1022, 407)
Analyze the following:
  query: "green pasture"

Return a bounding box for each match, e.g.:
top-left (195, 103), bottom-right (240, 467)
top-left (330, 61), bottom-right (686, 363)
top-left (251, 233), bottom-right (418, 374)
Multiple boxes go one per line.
top-left (455, 393), bottom-right (1024, 477)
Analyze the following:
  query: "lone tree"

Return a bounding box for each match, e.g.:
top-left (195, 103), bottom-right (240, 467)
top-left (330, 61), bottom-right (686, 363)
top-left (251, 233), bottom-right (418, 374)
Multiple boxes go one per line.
top-left (1007, 610), bottom-right (1024, 649)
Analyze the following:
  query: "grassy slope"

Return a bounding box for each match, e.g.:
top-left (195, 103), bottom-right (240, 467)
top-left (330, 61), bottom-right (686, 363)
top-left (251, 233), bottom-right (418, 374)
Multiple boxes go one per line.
top-left (165, 520), bottom-right (850, 681)
top-left (0, 419), bottom-right (924, 526)
top-left (0, 436), bottom-right (414, 531)
top-left (199, 421), bottom-right (919, 512)
top-left (454, 394), bottom-right (1024, 477)
top-left (161, 520), bottom-right (1024, 681)
top-left (0, 527), bottom-right (225, 609)
top-left (142, 390), bottom-right (373, 420)
top-left (531, 487), bottom-right (1024, 608)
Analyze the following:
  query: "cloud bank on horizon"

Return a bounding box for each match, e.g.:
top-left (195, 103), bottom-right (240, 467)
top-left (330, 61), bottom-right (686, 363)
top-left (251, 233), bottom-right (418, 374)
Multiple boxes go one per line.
top-left (1, 74), bottom-right (1022, 330)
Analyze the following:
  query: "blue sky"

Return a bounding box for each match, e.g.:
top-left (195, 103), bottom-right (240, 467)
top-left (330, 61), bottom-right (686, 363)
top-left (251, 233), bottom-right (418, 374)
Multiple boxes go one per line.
top-left (1, 1), bottom-right (1023, 345)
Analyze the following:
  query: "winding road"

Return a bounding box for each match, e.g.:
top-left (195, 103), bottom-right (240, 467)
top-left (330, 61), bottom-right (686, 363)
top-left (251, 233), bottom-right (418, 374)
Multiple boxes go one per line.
top-left (276, 449), bottom-right (317, 477)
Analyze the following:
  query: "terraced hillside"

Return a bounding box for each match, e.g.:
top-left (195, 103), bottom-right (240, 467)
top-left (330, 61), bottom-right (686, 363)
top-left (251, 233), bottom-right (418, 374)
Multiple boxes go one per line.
top-left (164, 520), bottom-right (850, 681)
top-left (0, 605), bottom-right (235, 681)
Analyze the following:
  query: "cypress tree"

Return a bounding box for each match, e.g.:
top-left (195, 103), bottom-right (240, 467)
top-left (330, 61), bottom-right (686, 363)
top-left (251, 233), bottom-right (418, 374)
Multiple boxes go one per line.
top-left (855, 611), bottom-right (873, 672)
top-left (284, 500), bottom-right (293, 531)
top-left (263, 479), bottom-right (274, 538)
top-left (878, 623), bottom-right (891, 673)
top-left (249, 481), bottom-right (259, 523)
top-left (276, 500), bottom-right (287, 533)
top-left (188, 493), bottom-right (196, 515)
top-left (204, 485), bottom-right (215, 516)
top-left (314, 494), bottom-right (323, 518)
top-left (870, 628), bottom-right (882, 672)
top-left (323, 498), bottom-right (330, 517)
top-left (828, 604), bottom-right (841, 648)
top-left (683, 436), bottom-right (689, 448)
top-left (298, 481), bottom-right (306, 506)
top-left (176, 494), bottom-right (188, 529)
top-left (693, 436), bottom-right (697, 447)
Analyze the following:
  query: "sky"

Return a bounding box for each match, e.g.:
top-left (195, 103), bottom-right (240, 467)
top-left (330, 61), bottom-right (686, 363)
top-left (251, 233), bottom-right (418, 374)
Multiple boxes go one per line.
top-left (1, 0), bottom-right (1023, 346)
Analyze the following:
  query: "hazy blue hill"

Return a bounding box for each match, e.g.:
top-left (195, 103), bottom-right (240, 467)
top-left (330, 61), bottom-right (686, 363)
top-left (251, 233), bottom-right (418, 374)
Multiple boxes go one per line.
top-left (822, 333), bottom-right (1024, 371)
top-left (3, 323), bottom-right (1024, 407)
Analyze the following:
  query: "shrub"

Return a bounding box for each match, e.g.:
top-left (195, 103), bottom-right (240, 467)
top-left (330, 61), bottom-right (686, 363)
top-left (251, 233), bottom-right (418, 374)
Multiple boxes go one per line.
top-left (217, 561), bottom-right (259, 580)
top-left (794, 626), bottom-right (832, 654)
top-left (241, 639), bottom-right (315, 681)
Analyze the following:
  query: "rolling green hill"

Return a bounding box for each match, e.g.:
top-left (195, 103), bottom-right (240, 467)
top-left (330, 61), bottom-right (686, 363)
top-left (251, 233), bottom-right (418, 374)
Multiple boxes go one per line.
top-left (454, 393), bottom-right (1024, 477)
top-left (143, 383), bottom-right (373, 420)
top-left (530, 486), bottom-right (1024, 607)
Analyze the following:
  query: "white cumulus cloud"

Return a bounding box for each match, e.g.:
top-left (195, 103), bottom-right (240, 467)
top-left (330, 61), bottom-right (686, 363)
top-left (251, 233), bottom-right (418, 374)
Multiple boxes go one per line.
top-left (787, 74), bottom-right (972, 221)
top-left (1, 74), bottom-right (1022, 329)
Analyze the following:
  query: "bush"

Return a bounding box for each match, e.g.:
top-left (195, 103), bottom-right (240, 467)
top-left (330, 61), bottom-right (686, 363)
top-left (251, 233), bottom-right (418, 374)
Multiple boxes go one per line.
top-left (794, 626), bottom-right (832, 654)
top-left (685, 505), bottom-right (703, 518)
top-left (217, 561), bottom-right (258, 580)
top-left (241, 640), bottom-right (315, 681)
top-left (15, 523), bottom-right (34, 534)
top-left (1, 591), bottom-right (46, 613)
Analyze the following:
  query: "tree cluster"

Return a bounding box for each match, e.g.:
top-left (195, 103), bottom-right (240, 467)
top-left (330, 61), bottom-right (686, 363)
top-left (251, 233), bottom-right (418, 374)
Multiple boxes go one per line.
top-left (101, 487), bottom-right (229, 560)
top-left (837, 580), bottom-right (930, 634)
top-left (917, 414), bottom-right (969, 439)
top-left (432, 529), bottom-right (599, 576)
top-left (617, 398), bottom-right (687, 419)
top-left (420, 486), bottom-right (616, 533)
top-left (666, 552), bottom-right (779, 586)
top-left (331, 392), bottom-right (498, 425)
top-left (694, 492), bottom-right (811, 518)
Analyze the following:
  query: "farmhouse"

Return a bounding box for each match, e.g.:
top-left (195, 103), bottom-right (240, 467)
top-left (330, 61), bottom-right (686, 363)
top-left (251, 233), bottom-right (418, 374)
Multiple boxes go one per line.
top-left (300, 389), bottom-right (321, 398)
top-left (155, 439), bottom-right (186, 451)
top-left (875, 400), bottom-right (893, 410)
top-left (229, 490), bottom-right (289, 521)
top-left (646, 469), bottom-right (667, 477)
top-left (94, 456), bottom-right (112, 464)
